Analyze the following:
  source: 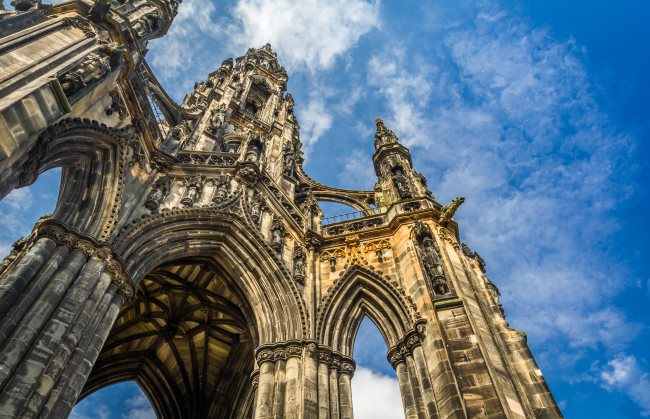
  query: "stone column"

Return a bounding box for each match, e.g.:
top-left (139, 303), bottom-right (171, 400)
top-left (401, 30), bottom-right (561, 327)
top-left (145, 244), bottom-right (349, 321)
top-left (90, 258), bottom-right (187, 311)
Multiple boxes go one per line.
top-left (328, 361), bottom-right (339, 419)
top-left (284, 343), bottom-right (302, 419)
top-left (254, 347), bottom-right (276, 419)
top-left (253, 340), bottom-right (317, 419)
top-left (0, 220), bottom-right (133, 419)
top-left (317, 350), bottom-right (331, 419)
top-left (411, 345), bottom-right (439, 418)
top-left (338, 359), bottom-right (355, 419)
top-left (272, 349), bottom-right (287, 418)
top-left (389, 325), bottom-right (440, 419)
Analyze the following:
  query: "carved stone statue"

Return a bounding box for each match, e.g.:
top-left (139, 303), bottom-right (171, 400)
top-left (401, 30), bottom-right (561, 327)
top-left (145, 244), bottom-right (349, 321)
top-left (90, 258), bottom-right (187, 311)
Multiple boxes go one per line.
top-left (207, 104), bottom-right (226, 134)
top-left (144, 176), bottom-right (172, 211)
top-left (292, 246), bottom-right (306, 284)
top-left (392, 166), bottom-right (412, 199)
top-left (211, 175), bottom-right (231, 205)
top-left (164, 123), bottom-right (191, 152)
top-left (413, 219), bottom-right (451, 295)
top-left (59, 43), bottom-right (126, 97)
top-left (282, 141), bottom-right (296, 177)
top-left (248, 192), bottom-right (263, 224)
top-left (245, 134), bottom-right (263, 162)
top-left (132, 9), bottom-right (161, 39)
top-left (270, 218), bottom-right (284, 252)
top-left (181, 176), bottom-right (203, 207)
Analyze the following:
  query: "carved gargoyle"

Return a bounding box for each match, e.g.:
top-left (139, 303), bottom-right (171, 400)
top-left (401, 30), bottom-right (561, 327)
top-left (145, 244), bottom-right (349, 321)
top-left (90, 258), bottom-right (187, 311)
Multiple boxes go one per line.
top-left (439, 196), bottom-right (465, 225)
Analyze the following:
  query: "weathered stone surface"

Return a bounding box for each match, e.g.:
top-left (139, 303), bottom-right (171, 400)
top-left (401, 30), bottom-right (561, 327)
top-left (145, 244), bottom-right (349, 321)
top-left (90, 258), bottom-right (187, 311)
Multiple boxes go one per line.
top-left (0, 5), bottom-right (562, 418)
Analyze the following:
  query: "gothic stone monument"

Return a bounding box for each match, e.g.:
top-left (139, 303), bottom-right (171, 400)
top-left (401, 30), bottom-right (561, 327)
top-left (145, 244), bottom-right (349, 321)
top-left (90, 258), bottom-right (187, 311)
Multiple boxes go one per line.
top-left (0, 0), bottom-right (562, 417)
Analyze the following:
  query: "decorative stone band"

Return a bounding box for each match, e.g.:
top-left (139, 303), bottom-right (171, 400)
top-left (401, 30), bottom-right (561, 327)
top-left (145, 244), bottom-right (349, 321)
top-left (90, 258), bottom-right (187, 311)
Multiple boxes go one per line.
top-left (254, 340), bottom-right (356, 377)
top-left (34, 219), bottom-right (135, 299)
top-left (386, 319), bottom-right (427, 368)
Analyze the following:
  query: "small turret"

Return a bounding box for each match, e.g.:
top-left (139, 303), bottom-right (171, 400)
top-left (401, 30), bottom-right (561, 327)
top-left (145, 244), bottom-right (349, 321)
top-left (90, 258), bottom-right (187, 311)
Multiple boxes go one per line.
top-left (372, 118), bottom-right (431, 206)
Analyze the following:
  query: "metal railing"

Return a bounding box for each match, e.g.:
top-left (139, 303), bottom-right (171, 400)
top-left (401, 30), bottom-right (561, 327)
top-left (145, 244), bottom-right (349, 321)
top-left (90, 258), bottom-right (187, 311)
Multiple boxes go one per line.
top-left (321, 207), bottom-right (385, 225)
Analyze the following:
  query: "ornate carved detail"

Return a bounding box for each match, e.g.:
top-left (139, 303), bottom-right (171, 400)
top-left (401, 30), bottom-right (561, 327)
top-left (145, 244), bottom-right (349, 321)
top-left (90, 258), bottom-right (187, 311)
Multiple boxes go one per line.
top-left (131, 9), bottom-right (161, 40)
top-left (412, 219), bottom-right (452, 296)
top-left (0, 237), bottom-right (28, 276)
top-left (34, 220), bottom-right (134, 299)
top-left (180, 175), bottom-right (204, 207)
top-left (144, 176), bottom-right (172, 212)
top-left (58, 43), bottom-right (126, 97)
top-left (292, 245), bottom-right (306, 285)
top-left (461, 242), bottom-right (486, 273)
top-left (18, 139), bottom-right (47, 188)
top-left (176, 152), bottom-right (237, 166)
top-left (439, 196), bottom-right (465, 225)
top-left (324, 215), bottom-right (384, 236)
top-left (106, 90), bottom-right (127, 120)
top-left (235, 162), bottom-right (259, 184)
top-left (270, 217), bottom-right (285, 253)
top-left (374, 118), bottom-right (398, 147)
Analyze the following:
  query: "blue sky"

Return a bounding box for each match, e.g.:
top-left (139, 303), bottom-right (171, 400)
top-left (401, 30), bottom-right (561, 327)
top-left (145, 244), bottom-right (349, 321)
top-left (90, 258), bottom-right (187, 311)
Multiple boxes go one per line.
top-left (0, 0), bottom-right (648, 417)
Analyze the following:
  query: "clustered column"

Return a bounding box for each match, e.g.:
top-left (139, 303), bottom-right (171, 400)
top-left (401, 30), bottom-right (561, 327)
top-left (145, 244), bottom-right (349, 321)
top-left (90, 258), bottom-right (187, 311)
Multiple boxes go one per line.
top-left (316, 347), bottom-right (355, 419)
top-left (0, 220), bottom-right (133, 418)
top-left (388, 323), bottom-right (439, 419)
top-left (252, 341), bottom-right (356, 419)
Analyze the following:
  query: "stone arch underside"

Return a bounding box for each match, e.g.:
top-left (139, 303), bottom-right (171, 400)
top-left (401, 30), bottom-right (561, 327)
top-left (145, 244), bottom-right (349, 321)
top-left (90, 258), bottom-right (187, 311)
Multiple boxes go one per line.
top-left (113, 209), bottom-right (309, 344)
top-left (317, 265), bottom-right (421, 356)
top-left (0, 118), bottom-right (129, 239)
top-left (81, 258), bottom-right (255, 419)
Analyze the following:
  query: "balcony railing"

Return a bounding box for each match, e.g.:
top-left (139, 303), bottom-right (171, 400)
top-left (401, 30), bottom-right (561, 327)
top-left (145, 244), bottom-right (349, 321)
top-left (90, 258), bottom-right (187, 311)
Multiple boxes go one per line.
top-left (322, 207), bottom-right (385, 226)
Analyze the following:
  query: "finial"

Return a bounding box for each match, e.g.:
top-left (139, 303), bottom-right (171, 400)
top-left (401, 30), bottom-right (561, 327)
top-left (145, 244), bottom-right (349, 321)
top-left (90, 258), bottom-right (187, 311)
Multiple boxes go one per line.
top-left (374, 117), bottom-right (398, 148)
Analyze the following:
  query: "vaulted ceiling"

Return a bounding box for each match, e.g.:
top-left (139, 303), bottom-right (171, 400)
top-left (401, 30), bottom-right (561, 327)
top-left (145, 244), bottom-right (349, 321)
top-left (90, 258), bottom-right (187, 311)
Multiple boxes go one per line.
top-left (82, 258), bottom-right (256, 419)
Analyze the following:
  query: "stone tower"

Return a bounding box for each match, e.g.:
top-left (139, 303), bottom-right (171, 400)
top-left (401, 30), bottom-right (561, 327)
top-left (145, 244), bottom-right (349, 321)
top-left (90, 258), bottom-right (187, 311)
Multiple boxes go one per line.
top-left (0, 0), bottom-right (562, 417)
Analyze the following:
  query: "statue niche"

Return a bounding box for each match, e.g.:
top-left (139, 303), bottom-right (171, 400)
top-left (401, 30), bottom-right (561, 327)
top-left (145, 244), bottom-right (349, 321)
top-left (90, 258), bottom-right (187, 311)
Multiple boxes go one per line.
top-left (391, 165), bottom-right (412, 200)
top-left (413, 219), bottom-right (452, 296)
top-left (244, 80), bottom-right (271, 118)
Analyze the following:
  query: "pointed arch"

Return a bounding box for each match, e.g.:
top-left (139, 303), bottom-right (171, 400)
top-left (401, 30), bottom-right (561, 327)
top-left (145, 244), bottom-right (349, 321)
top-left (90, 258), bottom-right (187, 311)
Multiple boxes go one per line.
top-left (317, 265), bottom-right (421, 356)
top-left (0, 118), bottom-right (131, 239)
top-left (113, 208), bottom-right (309, 344)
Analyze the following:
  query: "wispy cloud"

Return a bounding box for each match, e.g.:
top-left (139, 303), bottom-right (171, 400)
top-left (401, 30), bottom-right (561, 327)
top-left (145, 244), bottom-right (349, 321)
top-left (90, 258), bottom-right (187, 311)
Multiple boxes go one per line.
top-left (599, 354), bottom-right (650, 417)
top-left (122, 393), bottom-right (156, 419)
top-left (367, 2), bottom-right (637, 360)
top-left (352, 367), bottom-right (404, 419)
top-left (225, 0), bottom-right (380, 72)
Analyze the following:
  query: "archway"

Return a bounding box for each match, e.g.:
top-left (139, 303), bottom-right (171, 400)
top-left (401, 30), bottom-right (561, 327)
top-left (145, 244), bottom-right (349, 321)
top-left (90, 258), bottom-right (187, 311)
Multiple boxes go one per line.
top-left (82, 257), bottom-right (256, 418)
top-left (316, 265), bottom-right (438, 418)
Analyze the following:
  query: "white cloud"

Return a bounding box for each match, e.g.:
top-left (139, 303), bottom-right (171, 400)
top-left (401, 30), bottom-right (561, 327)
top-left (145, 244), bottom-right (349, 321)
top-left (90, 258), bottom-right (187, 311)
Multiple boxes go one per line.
top-left (298, 96), bottom-right (333, 154)
top-left (366, 3), bottom-right (636, 358)
top-left (352, 367), bottom-right (404, 419)
top-left (226, 0), bottom-right (380, 72)
top-left (148, 0), bottom-right (221, 96)
top-left (339, 149), bottom-right (376, 190)
top-left (122, 393), bottom-right (156, 419)
top-left (69, 401), bottom-right (110, 419)
top-left (600, 354), bottom-right (650, 416)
